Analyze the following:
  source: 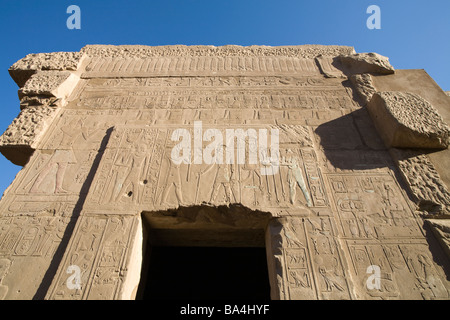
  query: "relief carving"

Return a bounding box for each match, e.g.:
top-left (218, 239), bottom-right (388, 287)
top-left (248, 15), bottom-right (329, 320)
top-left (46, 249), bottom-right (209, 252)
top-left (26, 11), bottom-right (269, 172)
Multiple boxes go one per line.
top-left (0, 45), bottom-right (449, 300)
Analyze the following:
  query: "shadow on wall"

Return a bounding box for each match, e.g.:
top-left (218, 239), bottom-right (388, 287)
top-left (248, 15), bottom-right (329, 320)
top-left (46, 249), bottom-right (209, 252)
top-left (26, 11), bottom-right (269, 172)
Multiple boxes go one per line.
top-left (32, 127), bottom-right (114, 299)
top-left (316, 109), bottom-right (450, 280)
top-left (314, 107), bottom-right (392, 171)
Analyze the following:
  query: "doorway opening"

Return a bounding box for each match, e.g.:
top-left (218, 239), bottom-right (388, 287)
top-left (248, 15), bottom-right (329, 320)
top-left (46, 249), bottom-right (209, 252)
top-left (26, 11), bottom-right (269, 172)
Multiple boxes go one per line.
top-left (136, 205), bottom-right (272, 300)
top-left (140, 246), bottom-right (270, 299)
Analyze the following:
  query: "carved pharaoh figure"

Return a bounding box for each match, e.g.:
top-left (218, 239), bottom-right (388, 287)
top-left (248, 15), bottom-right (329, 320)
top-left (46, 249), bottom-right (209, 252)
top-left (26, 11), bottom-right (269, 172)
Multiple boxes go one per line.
top-left (29, 149), bottom-right (76, 194)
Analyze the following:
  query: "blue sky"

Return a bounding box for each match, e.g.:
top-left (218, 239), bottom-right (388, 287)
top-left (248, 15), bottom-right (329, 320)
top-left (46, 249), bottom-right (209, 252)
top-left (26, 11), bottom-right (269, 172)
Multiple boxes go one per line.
top-left (0, 0), bottom-right (449, 195)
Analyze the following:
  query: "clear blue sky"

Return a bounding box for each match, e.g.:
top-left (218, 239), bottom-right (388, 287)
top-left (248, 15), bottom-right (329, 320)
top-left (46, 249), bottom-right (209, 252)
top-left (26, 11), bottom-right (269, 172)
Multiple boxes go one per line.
top-left (0, 0), bottom-right (449, 195)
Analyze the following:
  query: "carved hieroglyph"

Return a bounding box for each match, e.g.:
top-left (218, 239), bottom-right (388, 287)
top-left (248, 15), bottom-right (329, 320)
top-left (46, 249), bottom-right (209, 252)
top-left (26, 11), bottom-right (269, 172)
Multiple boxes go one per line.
top-left (0, 45), bottom-right (449, 300)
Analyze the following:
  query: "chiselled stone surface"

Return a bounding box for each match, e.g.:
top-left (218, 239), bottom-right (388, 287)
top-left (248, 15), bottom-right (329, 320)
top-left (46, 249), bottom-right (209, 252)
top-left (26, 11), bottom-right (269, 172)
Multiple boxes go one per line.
top-left (367, 92), bottom-right (450, 149)
top-left (0, 45), bottom-right (449, 300)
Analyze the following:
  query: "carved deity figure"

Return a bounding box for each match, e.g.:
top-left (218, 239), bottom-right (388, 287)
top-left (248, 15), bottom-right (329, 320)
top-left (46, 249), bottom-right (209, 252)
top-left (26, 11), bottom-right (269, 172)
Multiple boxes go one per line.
top-left (160, 152), bottom-right (185, 206)
top-left (281, 149), bottom-right (312, 207)
top-left (111, 144), bottom-right (147, 203)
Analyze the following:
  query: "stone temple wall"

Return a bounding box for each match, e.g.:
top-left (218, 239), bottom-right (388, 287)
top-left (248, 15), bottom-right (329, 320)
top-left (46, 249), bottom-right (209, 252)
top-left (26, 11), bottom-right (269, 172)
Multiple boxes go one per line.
top-left (0, 45), bottom-right (449, 300)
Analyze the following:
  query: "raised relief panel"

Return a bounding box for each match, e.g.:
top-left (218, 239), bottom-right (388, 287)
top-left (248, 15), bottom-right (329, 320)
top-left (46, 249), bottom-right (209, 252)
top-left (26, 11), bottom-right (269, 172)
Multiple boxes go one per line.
top-left (0, 205), bottom-right (76, 299)
top-left (0, 213), bottom-right (72, 258)
top-left (266, 218), bottom-right (315, 300)
top-left (305, 216), bottom-right (352, 300)
top-left (348, 244), bottom-right (401, 299)
top-left (347, 243), bottom-right (448, 299)
top-left (72, 76), bottom-right (355, 128)
top-left (83, 125), bottom-right (329, 215)
top-left (38, 109), bottom-right (127, 151)
top-left (328, 174), bottom-right (422, 240)
top-left (82, 56), bottom-right (323, 77)
top-left (266, 217), bottom-right (352, 300)
top-left (46, 215), bottom-right (138, 300)
top-left (87, 128), bottom-right (166, 210)
top-left (13, 148), bottom-right (98, 196)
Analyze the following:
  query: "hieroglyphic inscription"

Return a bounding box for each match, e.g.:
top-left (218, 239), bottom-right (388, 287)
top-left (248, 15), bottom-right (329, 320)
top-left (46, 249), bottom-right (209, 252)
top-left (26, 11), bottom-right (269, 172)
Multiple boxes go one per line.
top-left (47, 214), bottom-right (138, 300)
top-left (83, 56), bottom-right (322, 77)
top-left (266, 217), bottom-right (352, 300)
top-left (67, 76), bottom-right (358, 127)
top-left (83, 126), bottom-right (329, 216)
top-left (328, 173), bottom-right (421, 240)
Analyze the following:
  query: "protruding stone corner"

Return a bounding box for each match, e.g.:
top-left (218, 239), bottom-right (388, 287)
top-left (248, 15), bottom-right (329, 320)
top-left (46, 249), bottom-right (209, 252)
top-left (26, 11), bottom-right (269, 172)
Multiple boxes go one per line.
top-left (8, 51), bottom-right (83, 88)
top-left (337, 52), bottom-right (395, 76)
top-left (367, 91), bottom-right (450, 149)
top-left (2, 54), bottom-right (81, 166)
top-left (2, 51), bottom-right (86, 167)
top-left (314, 55), bottom-right (346, 79)
top-left (19, 71), bottom-right (71, 98)
top-left (0, 104), bottom-right (60, 166)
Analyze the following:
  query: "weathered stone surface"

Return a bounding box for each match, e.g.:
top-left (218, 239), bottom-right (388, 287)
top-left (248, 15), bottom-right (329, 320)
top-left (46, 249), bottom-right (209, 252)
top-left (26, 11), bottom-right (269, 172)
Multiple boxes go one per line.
top-left (81, 44), bottom-right (355, 59)
top-left (1, 62), bottom-right (82, 166)
top-left (369, 70), bottom-right (450, 191)
top-left (0, 105), bottom-right (59, 166)
top-left (349, 73), bottom-right (377, 105)
top-left (315, 55), bottom-right (345, 78)
top-left (0, 45), bottom-right (449, 300)
top-left (367, 91), bottom-right (450, 149)
top-left (390, 148), bottom-right (450, 216)
top-left (9, 52), bottom-right (82, 87)
top-left (339, 52), bottom-right (395, 75)
top-left (19, 71), bottom-right (73, 98)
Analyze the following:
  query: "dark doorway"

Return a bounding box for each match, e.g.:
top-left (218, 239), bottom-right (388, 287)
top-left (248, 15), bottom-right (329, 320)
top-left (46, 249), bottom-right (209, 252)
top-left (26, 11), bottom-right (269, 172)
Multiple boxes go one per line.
top-left (139, 246), bottom-right (271, 300)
